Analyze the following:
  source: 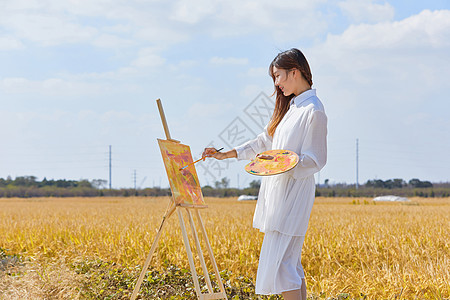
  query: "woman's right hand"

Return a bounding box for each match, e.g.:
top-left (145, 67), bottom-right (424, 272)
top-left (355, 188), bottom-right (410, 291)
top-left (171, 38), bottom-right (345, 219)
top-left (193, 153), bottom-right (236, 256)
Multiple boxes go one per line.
top-left (202, 148), bottom-right (236, 160)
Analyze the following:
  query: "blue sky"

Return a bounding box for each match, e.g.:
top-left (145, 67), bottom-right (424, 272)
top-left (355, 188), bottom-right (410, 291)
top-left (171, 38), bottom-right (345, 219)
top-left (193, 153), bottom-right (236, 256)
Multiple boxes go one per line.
top-left (0, 0), bottom-right (449, 189)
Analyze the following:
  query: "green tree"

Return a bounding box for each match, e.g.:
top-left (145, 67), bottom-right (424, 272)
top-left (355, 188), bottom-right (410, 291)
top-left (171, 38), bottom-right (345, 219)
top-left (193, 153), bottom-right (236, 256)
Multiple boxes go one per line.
top-left (249, 180), bottom-right (261, 189)
top-left (409, 178), bottom-right (433, 188)
top-left (214, 177), bottom-right (230, 189)
top-left (91, 179), bottom-right (108, 189)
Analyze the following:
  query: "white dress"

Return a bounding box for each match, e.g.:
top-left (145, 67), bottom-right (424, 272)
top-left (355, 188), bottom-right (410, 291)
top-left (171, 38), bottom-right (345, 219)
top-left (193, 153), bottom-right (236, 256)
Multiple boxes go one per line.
top-left (234, 89), bottom-right (327, 294)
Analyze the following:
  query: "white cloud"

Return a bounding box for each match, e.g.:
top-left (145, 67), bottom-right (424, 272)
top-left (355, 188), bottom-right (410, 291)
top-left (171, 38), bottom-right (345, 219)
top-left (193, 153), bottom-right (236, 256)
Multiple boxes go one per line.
top-left (160, 0), bottom-right (331, 41)
top-left (338, 0), bottom-right (394, 23)
top-left (100, 110), bottom-right (135, 123)
top-left (0, 0), bottom-right (43, 11)
top-left (133, 22), bottom-right (189, 46)
top-left (63, 67), bottom-right (139, 81)
top-left (241, 84), bottom-right (272, 99)
top-left (0, 0), bottom-right (332, 50)
top-left (0, 36), bottom-right (24, 50)
top-left (305, 9), bottom-right (450, 184)
top-left (210, 56), bottom-right (249, 65)
top-left (187, 102), bottom-right (233, 119)
top-left (103, 24), bottom-right (133, 34)
top-left (0, 77), bottom-right (111, 96)
top-left (131, 47), bottom-right (166, 68)
top-left (92, 34), bottom-right (135, 48)
top-left (0, 0), bottom-right (187, 48)
top-left (78, 110), bottom-right (97, 121)
top-left (1, 77), bottom-right (29, 92)
top-left (310, 8), bottom-right (450, 89)
top-left (247, 67), bottom-right (268, 77)
top-left (0, 108), bottom-right (157, 139)
top-left (322, 9), bottom-right (450, 52)
top-left (0, 13), bottom-right (98, 46)
top-left (205, 0), bottom-right (329, 41)
top-left (176, 60), bottom-right (198, 68)
top-left (170, 0), bottom-right (216, 24)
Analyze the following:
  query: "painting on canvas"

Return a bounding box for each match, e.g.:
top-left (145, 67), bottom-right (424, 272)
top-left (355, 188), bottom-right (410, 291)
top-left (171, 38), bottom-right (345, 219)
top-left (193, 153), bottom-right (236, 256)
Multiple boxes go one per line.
top-left (158, 139), bottom-right (206, 208)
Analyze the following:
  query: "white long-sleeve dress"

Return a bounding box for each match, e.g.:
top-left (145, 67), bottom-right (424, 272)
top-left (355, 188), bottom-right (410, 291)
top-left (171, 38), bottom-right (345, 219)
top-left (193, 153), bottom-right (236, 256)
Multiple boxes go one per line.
top-left (234, 89), bottom-right (327, 294)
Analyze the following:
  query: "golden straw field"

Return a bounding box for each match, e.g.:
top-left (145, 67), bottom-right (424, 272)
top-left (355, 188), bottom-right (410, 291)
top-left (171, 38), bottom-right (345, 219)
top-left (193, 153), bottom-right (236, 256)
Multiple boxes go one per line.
top-left (0, 196), bottom-right (449, 299)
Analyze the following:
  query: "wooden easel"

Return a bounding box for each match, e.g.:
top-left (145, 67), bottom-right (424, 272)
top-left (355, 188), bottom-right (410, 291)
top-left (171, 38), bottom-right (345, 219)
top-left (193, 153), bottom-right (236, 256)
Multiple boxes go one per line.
top-left (130, 99), bottom-right (227, 300)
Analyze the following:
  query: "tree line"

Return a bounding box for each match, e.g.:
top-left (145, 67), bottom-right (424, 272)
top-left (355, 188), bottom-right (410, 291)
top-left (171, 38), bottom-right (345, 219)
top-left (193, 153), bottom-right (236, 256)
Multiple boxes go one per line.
top-left (317, 178), bottom-right (449, 198)
top-left (0, 176), bottom-right (448, 198)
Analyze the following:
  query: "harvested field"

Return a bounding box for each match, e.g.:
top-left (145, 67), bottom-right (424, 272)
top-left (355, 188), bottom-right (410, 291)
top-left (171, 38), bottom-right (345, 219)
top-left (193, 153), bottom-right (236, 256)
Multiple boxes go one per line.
top-left (0, 197), bottom-right (449, 299)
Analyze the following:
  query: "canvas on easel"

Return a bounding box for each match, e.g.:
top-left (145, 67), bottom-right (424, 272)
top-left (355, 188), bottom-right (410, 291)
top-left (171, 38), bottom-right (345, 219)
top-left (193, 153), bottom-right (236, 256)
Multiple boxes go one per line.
top-left (130, 99), bottom-right (226, 300)
top-left (158, 139), bottom-right (207, 208)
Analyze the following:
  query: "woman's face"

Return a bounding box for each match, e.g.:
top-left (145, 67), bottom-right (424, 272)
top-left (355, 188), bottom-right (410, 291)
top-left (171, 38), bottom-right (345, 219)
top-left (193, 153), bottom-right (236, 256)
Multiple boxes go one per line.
top-left (272, 66), bottom-right (295, 96)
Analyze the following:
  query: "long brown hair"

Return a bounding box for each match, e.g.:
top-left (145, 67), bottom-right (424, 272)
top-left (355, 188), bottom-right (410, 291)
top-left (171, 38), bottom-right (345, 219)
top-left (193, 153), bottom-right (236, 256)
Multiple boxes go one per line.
top-left (267, 48), bottom-right (312, 137)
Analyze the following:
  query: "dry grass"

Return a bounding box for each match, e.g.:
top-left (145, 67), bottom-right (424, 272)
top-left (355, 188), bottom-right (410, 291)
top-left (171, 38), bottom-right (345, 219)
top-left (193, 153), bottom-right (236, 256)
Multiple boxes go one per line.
top-left (0, 257), bottom-right (81, 300)
top-left (0, 196), bottom-right (449, 299)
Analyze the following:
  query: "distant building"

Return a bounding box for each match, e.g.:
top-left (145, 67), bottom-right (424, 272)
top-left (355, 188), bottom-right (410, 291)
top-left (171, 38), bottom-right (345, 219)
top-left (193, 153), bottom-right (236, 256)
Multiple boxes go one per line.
top-left (237, 195), bottom-right (257, 201)
top-left (373, 195), bottom-right (409, 202)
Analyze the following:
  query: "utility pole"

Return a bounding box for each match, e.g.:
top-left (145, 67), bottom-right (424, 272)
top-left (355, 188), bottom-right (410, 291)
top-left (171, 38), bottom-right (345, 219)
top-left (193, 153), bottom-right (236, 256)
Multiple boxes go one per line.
top-left (356, 138), bottom-right (359, 190)
top-left (109, 145), bottom-right (112, 190)
top-left (133, 169), bottom-right (137, 190)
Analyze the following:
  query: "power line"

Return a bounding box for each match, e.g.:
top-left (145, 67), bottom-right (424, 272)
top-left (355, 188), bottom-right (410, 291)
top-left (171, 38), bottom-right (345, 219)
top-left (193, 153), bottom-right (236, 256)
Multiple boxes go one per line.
top-left (109, 145), bottom-right (112, 190)
top-left (356, 138), bottom-right (359, 190)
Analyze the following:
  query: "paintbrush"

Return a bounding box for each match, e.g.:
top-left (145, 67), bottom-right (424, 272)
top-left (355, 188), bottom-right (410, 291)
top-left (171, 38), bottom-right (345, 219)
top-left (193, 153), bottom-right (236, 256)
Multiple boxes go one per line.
top-left (179, 148), bottom-right (224, 171)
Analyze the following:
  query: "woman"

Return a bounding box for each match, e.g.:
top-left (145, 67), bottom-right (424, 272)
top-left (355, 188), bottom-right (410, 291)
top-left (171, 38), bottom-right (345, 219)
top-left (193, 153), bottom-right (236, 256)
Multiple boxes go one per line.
top-left (203, 48), bottom-right (327, 300)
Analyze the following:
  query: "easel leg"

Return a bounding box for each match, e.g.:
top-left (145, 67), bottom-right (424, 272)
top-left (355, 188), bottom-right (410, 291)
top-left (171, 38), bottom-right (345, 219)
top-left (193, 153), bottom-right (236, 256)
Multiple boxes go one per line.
top-left (130, 204), bottom-right (176, 300)
top-left (177, 208), bottom-right (202, 298)
top-left (186, 208), bottom-right (214, 293)
top-left (194, 209), bottom-right (227, 295)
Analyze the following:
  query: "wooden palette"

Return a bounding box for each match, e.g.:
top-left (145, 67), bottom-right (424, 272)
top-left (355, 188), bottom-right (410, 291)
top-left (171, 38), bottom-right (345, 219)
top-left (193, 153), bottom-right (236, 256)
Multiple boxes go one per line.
top-left (245, 149), bottom-right (299, 176)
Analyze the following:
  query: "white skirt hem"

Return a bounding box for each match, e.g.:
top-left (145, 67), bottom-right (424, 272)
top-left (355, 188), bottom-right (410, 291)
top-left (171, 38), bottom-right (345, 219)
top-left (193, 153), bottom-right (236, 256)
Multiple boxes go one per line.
top-left (256, 282), bottom-right (305, 295)
top-left (254, 231), bottom-right (305, 295)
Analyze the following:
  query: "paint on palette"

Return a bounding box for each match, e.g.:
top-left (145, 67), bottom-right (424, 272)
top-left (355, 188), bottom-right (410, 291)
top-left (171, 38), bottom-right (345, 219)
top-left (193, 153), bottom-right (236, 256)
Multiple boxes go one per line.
top-left (245, 149), bottom-right (299, 176)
